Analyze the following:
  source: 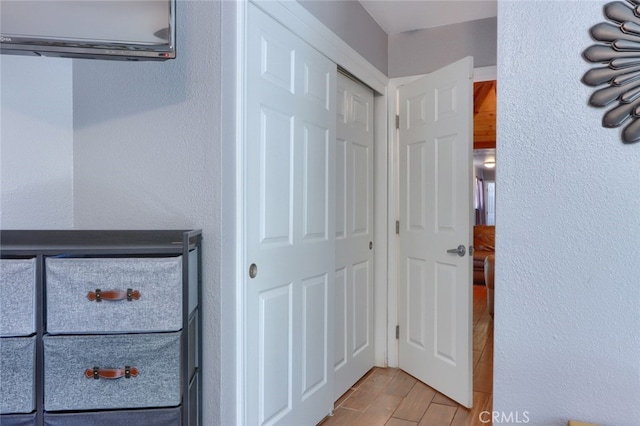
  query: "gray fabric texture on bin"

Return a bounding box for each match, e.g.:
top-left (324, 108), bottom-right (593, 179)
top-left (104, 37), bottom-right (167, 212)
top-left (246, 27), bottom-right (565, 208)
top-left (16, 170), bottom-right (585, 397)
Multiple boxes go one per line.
top-left (43, 406), bottom-right (181, 426)
top-left (0, 412), bottom-right (37, 426)
top-left (0, 336), bottom-right (35, 414)
top-left (44, 332), bottom-right (181, 411)
top-left (0, 259), bottom-right (36, 337)
top-left (46, 256), bottom-right (182, 334)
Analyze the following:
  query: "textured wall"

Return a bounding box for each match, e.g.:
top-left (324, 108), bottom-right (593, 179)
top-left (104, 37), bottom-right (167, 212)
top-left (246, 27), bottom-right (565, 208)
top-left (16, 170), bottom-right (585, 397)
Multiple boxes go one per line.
top-left (71, 0), bottom-right (222, 423)
top-left (496, 1), bottom-right (640, 424)
top-left (298, 0), bottom-right (388, 75)
top-left (388, 17), bottom-right (496, 78)
top-left (0, 56), bottom-right (73, 229)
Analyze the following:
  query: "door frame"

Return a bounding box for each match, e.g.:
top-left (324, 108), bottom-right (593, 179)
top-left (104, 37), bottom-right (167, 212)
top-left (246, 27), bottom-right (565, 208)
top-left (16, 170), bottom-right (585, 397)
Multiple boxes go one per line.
top-left (221, 1), bottom-right (390, 424)
top-left (386, 66), bottom-right (497, 368)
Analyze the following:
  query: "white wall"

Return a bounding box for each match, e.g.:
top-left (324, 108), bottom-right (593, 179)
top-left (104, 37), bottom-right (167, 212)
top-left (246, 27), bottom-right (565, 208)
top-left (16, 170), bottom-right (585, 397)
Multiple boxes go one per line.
top-left (0, 56), bottom-right (73, 228)
top-left (496, 2), bottom-right (640, 425)
top-left (388, 17), bottom-right (496, 78)
top-left (298, 0), bottom-right (388, 75)
top-left (301, 1), bottom-right (496, 80)
top-left (71, 0), bottom-right (222, 423)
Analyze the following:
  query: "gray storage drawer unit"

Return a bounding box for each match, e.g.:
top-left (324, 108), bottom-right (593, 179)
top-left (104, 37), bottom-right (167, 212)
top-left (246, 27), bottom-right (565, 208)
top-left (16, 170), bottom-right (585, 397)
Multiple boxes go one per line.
top-left (43, 406), bottom-right (181, 426)
top-left (0, 336), bottom-right (36, 414)
top-left (0, 230), bottom-right (202, 426)
top-left (44, 332), bottom-right (181, 411)
top-left (0, 258), bottom-right (36, 337)
top-left (46, 256), bottom-right (183, 334)
top-left (0, 412), bottom-right (37, 426)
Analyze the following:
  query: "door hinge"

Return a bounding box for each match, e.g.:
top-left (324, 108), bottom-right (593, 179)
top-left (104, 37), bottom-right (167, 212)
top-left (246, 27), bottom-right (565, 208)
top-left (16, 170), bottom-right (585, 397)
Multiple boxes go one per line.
top-left (395, 220), bottom-right (400, 235)
top-left (395, 115), bottom-right (400, 130)
top-left (396, 325), bottom-right (400, 339)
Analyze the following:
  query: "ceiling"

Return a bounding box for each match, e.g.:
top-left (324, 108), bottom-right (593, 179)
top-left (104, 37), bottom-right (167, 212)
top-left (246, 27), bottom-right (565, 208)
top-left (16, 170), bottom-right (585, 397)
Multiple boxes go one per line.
top-left (359, 0), bottom-right (497, 35)
top-left (474, 148), bottom-right (496, 170)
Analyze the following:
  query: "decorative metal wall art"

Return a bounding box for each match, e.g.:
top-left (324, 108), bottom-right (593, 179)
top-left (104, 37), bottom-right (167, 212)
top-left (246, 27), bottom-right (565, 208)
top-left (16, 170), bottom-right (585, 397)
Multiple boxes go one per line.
top-left (583, 1), bottom-right (640, 144)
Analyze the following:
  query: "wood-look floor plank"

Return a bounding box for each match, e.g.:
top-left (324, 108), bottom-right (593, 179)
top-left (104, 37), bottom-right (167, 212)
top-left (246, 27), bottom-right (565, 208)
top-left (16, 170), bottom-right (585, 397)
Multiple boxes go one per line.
top-left (318, 407), bottom-right (362, 425)
top-left (386, 418), bottom-right (418, 426)
top-left (431, 392), bottom-right (459, 407)
top-left (392, 381), bottom-right (436, 422)
top-left (351, 411), bottom-right (391, 426)
top-left (417, 403), bottom-right (457, 426)
top-left (342, 371), bottom-right (397, 411)
top-left (473, 350), bottom-right (482, 368)
top-left (374, 367), bottom-right (402, 377)
top-left (351, 393), bottom-right (403, 426)
top-left (473, 322), bottom-right (491, 352)
top-left (335, 387), bottom-right (355, 409)
top-left (364, 370), bottom-right (398, 391)
top-left (369, 393), bottom-right (404, 414)
top-left (340, 385), bottom-right (377, 412)
top-left (473, 286), bottom-right (488, 325)
top-left (384, 371), bottom-right (418, 398)
top-left (473, 361), bottom-right (493, 394)
top-left (480, 328), bottom-right (494, 364)
top-left (450, 391), bottom-right (492, 426)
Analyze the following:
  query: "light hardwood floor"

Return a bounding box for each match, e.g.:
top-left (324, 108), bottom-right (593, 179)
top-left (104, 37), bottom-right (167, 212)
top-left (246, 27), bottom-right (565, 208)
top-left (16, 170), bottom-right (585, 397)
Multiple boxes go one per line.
top-left (319, 285), bottom-right (493, 426)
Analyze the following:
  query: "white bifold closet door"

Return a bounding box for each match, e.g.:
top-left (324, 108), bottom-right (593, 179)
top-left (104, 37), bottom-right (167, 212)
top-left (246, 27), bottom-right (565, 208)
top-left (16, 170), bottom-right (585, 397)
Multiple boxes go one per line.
top-left (334, 72), bottom-right (375, 401)
top-left (245, 3), bottom-right (336, 425)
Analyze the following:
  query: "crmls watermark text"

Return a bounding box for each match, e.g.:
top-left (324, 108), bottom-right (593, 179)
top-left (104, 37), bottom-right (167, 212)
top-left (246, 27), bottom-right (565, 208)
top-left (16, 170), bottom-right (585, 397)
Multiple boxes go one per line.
top-left (479, 411), bottom-right (530, 424)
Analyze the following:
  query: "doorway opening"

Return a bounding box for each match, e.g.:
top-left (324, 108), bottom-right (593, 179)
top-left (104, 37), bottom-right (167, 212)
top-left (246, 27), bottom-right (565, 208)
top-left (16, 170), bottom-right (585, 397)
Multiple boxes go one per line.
top-left (471, 78), bottom-right (497, 416)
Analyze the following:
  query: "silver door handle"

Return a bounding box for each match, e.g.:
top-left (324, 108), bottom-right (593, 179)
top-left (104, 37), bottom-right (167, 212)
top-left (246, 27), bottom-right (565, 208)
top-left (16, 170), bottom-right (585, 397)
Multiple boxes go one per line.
top-left (446, 245), bottom-right (466, 257)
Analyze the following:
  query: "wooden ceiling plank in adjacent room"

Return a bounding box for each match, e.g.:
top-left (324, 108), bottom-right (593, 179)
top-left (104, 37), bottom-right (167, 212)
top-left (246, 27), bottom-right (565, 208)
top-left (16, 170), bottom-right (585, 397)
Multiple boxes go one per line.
top-left (474, 80), bottom-right (496, 150)
top-left (474, 81), bottom-right (495, 115)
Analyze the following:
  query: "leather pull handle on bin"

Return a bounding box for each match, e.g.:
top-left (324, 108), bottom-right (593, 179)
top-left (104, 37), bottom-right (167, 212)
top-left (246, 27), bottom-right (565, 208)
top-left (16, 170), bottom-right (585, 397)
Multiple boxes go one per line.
top-left (85, 366), bottom-right (139, 379)
top-left (87, 288), bottom-right (141, 302)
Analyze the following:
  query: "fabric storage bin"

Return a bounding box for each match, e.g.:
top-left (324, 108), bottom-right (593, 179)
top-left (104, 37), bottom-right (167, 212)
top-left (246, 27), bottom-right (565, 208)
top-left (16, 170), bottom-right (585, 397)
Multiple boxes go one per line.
top-left (0, 258), bottom-right (36, 337)
top-left (44, 332), bottom-right (181, 411)
top-left (0, 336), bottom-right (35, 414)
top-left (45, 256), bottom-right (182, 334)
top-left (44, 406), bottom-right (181, 426)
top-left (0, 412), bottom-right (37, 426)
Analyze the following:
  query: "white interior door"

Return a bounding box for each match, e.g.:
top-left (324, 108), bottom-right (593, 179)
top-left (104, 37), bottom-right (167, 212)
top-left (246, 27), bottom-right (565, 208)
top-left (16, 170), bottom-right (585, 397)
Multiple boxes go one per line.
top-left (245, 4), bottom-right (336, 425)
top-left (334, 72), bottom-right (375, 400)
top-left (397, 56), bottom-right (474, 408)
